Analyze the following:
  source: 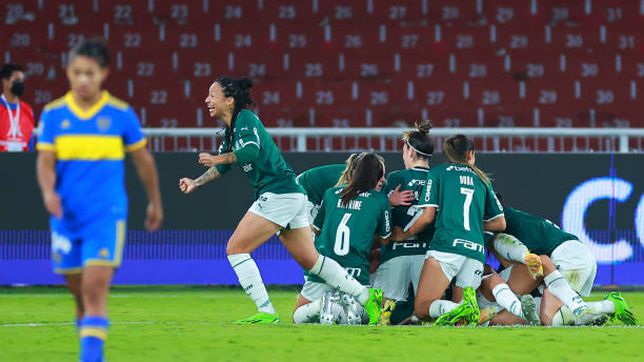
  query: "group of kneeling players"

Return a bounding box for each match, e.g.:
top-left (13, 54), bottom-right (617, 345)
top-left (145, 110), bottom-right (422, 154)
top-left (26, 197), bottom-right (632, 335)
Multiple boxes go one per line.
top-left (292, 122), bottom-right (637, 327)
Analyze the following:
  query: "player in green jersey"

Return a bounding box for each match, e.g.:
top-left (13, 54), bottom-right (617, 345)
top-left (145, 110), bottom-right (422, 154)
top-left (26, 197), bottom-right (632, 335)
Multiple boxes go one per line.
top-left (394, 134), bottom-right (506, 326)
top-left (373, 121), bottom-right (435, 325)
top-left (296, 154), bottom-right (413, 227)
top-left (293, 153), bottom-right (391, 325)
top-left (486, 204), bottom-right (636, 326)
top-left (179, 77), bottom-right (383, 324)
top-left (296, 154), bottom-right (358, 225)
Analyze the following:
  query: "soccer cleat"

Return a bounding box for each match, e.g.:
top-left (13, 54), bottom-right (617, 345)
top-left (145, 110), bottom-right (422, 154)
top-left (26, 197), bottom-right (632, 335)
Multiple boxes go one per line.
top-left (435, 288), bottom-right (480, 327)
top-left (435, 303), bottom-right (472, 326)
top-left (320, 291), bottom-right (336, 325)
top-left (233, 312), bottom-right (280, 325)
top-left (462, 287), bottom-right (481, 326)
top-left (363, 288), bottom-right (383, 325)
top-left (573, 306), bottom-right (608, 326)
top-left (606, 291), bottom-right (638, 326)
top-left (524, 253), bottom-right (544, 279)
top-left (520, 294), bottom-right (541, 326)
top-left (379, 299), bottom-right (397, 326)
top-left (341, 293), bottom-right (363, 325)
top-left (478, 307), bottom-right (499, 326)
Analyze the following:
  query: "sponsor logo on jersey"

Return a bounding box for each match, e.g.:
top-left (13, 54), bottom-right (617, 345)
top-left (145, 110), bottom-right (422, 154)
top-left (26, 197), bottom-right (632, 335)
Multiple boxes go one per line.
top-left (407, 179), bottom-right (426, 187)
top-left (391, 241), bottom-right (427, 250)
top-left (452, 238), bottom-right (484, 254)
top-left (423, 179), bottom-right (433, 203)
top-left (242, 163), bottom-right (253, 172)
top-left (447, 165), bottom-right (474, 173)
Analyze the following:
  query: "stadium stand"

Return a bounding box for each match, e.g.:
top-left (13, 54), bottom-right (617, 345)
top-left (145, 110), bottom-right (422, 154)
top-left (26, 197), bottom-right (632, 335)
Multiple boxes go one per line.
top-left (2, 0), bottom-right (642, 130)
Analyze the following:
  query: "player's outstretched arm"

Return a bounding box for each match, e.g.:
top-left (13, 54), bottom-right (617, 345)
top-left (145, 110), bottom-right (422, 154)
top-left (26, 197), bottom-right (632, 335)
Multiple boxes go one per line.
top-left (179, 166), bottom-right (222, 194)
top-left (130, 148), bottom-right (163, 231)
top-left (36, 150), bottom-right (62, 218)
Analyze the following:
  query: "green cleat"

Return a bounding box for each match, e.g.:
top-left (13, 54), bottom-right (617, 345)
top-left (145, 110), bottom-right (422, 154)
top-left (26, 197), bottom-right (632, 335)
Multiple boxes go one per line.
top-left (363, 288), bottom-right (383, 325)
top-left (233, 312), bottom-right (280, 325)
top-left (435, 303), bottom-right (473, 326)
top-left (606, 291), bottom-right (638, 326)
top-left (461, 287), bottom-right (480, 326)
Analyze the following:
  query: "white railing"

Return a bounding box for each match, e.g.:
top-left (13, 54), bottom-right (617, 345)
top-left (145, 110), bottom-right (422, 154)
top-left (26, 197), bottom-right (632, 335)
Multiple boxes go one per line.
top-left (143, 127), bottom-right (644, 153)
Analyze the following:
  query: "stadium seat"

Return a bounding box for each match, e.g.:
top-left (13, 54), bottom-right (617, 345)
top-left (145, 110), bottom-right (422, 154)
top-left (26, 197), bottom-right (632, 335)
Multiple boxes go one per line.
top-left (2, 0), bottom-right (641, 134)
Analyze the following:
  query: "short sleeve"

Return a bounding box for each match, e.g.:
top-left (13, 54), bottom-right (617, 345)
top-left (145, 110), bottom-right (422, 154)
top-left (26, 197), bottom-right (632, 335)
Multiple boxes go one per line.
top-left (235, 111), bottom-right (260, 150)
top-left (312, 193), bottom-right (327, 231)
top-left (377, 199), bottom-right (392, 238)
top-left (384, 172), bottom-right (402, 196)
top-left (36, 110), bottom-right (56, 151)
top-left (122, 107), bottom-right (147, 151)
top-left (418, 169), bottom-right (439, 208)
top-left (484, 184), bottom-right (504, 221)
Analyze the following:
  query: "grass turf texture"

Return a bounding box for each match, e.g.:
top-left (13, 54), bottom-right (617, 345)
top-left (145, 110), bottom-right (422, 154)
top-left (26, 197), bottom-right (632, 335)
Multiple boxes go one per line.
top-left (1, 287), bottom-right (642, 361)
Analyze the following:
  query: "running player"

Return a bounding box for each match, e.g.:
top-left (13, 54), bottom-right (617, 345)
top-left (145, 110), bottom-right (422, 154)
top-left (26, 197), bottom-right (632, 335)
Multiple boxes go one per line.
top-left (292, 153), bottom-right (392, 324)
top-left (395, 134), bottom-right (506, 325)
top-left (374, 121), bottom-right (434, 325)
top-left (178, 77), bottom-right (383, 324)
top-left (487, 205), bottom-right (636, 325)
top-left (36, 40), bottom-right (163, 362)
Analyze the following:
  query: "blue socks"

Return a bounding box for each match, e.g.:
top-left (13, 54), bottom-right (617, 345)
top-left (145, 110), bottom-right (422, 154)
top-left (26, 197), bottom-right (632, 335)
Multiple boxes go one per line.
top-left (79, 316), bottom-right (109, 362)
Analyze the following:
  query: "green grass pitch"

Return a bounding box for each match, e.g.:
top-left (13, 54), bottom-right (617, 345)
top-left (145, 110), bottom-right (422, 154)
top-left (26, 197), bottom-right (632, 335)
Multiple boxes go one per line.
top-left (1, 287), bottom-right (643, 361)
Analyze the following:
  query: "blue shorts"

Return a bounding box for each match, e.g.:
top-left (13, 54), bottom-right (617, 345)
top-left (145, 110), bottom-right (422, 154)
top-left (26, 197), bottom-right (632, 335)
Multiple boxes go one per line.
top-left (50, 217), bottom-right (127, 274)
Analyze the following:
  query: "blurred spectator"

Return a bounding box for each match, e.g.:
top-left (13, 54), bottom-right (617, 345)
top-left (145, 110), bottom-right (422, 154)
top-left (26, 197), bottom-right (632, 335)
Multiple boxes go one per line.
top-left (0, 63), bottom-right (34, 152)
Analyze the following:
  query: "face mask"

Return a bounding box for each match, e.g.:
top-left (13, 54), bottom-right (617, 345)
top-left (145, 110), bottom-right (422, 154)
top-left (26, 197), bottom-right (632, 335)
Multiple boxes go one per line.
top-left (10, 81), bottom-right (25, 97)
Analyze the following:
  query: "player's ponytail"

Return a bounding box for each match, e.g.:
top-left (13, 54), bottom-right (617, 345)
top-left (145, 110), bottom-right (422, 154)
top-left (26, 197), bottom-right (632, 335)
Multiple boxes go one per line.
top-left (340, 153), bottom-right (384, 205)
top-left (402, 120), bottom-right (434, 161)
top-left (216, 76), bottom-right (256, 152)
top-left (443, 134), bottom-right (491, 185)
top-left (336, 153), bottom-right (360, 187)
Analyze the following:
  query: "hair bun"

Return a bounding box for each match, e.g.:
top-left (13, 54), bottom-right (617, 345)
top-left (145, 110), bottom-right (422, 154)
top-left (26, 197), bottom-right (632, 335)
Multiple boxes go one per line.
top-left (237, 77), bottom-right (254, 90)
top-left (414, 120), bottom-right (433, 134)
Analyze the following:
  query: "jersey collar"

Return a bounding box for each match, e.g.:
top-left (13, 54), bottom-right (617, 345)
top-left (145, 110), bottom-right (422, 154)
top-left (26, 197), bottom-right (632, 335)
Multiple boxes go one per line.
top-left (64, 91), bottom-right (110, 120)
top-left (411, 166), bottom-right (430, 172)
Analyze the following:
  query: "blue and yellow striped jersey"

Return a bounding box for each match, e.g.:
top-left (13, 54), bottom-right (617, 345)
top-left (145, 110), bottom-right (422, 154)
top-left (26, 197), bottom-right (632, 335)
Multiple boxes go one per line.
top-left (37, 91), bottom-right (146, 225)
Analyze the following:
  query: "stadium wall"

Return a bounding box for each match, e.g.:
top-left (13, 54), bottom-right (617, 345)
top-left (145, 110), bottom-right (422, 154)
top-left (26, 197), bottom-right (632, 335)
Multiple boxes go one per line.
top-left (1, 153), bottom-right (642, 286)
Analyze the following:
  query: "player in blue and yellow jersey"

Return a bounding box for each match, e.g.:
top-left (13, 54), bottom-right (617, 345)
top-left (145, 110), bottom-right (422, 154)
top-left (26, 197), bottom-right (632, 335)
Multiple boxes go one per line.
top-left (36, 40), bottom-right (163, 362)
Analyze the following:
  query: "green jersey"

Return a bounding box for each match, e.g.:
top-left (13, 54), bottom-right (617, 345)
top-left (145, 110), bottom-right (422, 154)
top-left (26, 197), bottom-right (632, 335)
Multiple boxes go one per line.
top-left (503, 207), bottom-right (578, 255)
top-left (309, 186), bottom-right (392, 285)
top-left (418, 163), bottom-right (504, 263)
top-left (216, 110), bottom-right (303, 199)
top-left (296, 164), bottom-right (345, 206)
top-left (380, 167), bottom-right (435, 264)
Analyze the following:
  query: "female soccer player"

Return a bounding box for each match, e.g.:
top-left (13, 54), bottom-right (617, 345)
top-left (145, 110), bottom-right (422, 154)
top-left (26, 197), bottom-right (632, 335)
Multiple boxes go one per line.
top-left (486, 205), bottom-right (636, 325)
top-left (296, 154), bottom-right (358, 225)
top-left (36, 40), bottom-right (163, 362)
top-left (292, 153), bottom-right (392, 324)
top-left (393, 134), bottom-right (506, 325)
top-left (374, 121), bottom-right (435, 325)
top-left (297, 153), bottom-right (413, 226)
top-left (178, 77), bottom-right (382, 324)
